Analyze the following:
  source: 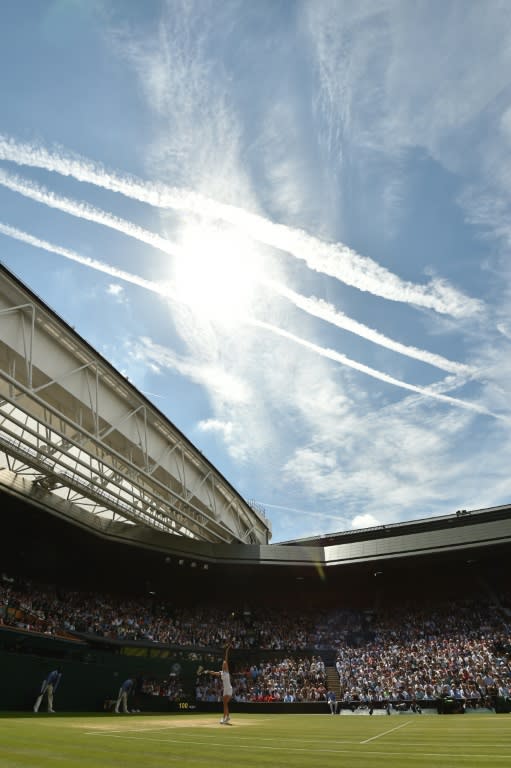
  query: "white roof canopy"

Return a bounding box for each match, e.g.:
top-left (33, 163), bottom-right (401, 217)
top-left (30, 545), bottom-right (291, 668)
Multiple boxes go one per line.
top-left (0, 265), bottom-right (271, 546)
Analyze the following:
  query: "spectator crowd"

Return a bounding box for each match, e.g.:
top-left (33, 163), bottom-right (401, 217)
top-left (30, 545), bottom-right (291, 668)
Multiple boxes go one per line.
top-left (196, 656), bottom-right (328, 703)
top-left (1, 572), bottom-right (510, 708)
top-left (334, 598), bottom-right (511, 709)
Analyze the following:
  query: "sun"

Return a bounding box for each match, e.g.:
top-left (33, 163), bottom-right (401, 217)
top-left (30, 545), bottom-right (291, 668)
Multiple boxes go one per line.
top-left (173, 223), bottom-right (264, 327)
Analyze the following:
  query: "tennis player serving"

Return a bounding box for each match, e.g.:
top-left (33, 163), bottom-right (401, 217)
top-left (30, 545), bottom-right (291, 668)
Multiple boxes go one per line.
top-left (203, 643), bottom-right (232, 724)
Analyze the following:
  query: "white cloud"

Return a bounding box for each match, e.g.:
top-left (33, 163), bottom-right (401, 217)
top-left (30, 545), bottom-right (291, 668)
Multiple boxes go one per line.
top-left (128, 335), bottom-right (253, 408)
top-left (197, 419), bottom-right (233, 437)
top-left (351, 513), bottom-right (381, 530)
top-left (196, 418), bottom-right (250, 461)
top-left (278, 393), bottom-right (511, 531)
top-left (113, 0), bottom-right (252, 205)
top-left (106, 283), bottom-right (124, 297)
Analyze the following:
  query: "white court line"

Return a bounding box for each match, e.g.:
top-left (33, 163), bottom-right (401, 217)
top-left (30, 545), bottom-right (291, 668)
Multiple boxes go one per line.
top-left (360, 720), bottom-right (412, 744)
top-left (85, 732), bottom-right (511, 760)
top-left (85, 726), bottom-right (190, 735)
top-left (84, 729), bottom-right (358, 746)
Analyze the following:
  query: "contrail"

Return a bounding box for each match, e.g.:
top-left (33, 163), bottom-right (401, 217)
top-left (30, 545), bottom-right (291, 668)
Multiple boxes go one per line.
top-left (0, 135), bottom-right (482, 318)
top-left (0, 168), bottom-right (180, 257)
top-left (0, 223), bottom-right (174, 299)
top-left (263, 279), bottom-right (473, 376)
top-left (0, 222), bottom-right (496, 419)
top-left (0, 168), bottom-right (473, 376)
top-left (253, 502), bottom-right (344, 521)
top-left (251, 319), bottom-right (506, 421)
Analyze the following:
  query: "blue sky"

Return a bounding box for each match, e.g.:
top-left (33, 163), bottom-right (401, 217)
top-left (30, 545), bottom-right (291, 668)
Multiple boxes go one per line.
top-left (1, 0), bottom-right (511, 543)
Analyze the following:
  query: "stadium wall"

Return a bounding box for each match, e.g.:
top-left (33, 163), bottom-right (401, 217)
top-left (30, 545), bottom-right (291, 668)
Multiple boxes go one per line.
top-left (0, 628), bottom-right (195, 712)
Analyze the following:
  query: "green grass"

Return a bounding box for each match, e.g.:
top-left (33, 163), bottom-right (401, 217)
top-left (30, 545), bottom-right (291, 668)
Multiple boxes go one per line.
top-left (0, 711), bottom-right (510, 767)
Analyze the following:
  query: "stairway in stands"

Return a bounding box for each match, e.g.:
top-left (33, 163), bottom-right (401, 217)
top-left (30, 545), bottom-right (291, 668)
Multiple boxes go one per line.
top-left (326, 666), bottom-right (341, 697)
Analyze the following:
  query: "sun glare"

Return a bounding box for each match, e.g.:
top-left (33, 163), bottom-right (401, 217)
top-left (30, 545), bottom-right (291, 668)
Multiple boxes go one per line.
top-left (173, 225), bottom-right (264, 327)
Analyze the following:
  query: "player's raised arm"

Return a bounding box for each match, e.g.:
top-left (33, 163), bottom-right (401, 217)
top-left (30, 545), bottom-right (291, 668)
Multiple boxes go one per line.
top-left (223, 642), bottom-right (231, 672)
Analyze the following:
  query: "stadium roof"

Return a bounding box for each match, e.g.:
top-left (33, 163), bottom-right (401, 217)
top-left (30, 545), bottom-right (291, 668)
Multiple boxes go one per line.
top-left (0, 263), bottom-right (270, 546)
top-left (2, 262), bottom-right (510, 571)
top-left (2, 478), bottom-right (511, 574)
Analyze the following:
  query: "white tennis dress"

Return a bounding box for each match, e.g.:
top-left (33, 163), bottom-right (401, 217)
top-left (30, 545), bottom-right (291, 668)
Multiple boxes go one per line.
top-left (221, 669), bottom-right (232, 697)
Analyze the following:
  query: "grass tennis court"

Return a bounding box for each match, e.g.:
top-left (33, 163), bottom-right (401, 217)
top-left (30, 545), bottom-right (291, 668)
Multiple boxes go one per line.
top-left (0, 711), bottom-right (509, 767)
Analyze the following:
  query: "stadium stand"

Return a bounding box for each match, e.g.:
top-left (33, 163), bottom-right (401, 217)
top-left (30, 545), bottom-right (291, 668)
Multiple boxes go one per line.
top-left (1, 495), bottom-right (510, 714)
